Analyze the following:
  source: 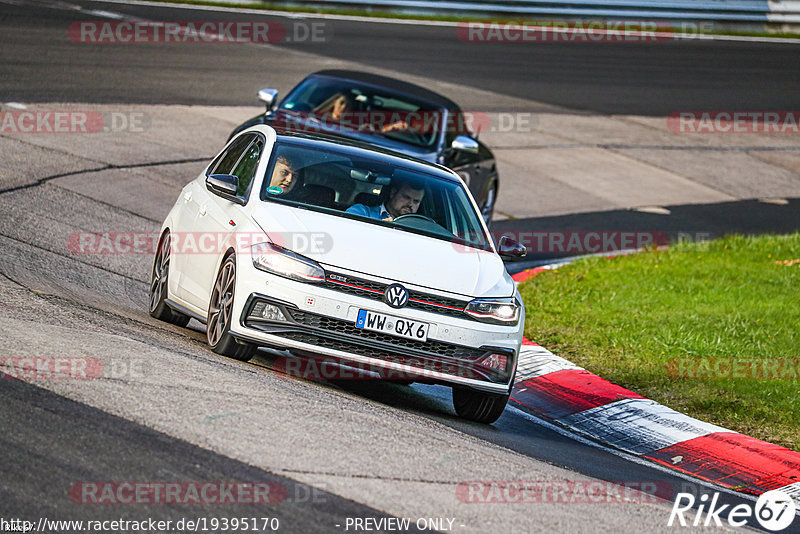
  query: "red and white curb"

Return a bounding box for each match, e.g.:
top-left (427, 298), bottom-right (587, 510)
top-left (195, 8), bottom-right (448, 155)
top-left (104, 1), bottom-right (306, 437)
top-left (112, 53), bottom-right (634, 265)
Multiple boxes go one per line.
top-left (511, 267), bottom-right (800, 505)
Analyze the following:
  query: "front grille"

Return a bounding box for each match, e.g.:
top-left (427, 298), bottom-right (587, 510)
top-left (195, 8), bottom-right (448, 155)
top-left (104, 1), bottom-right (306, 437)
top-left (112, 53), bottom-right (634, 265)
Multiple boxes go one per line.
top-left (324, 271), bottom-right (471, 320)
top-left (284, 308), bottom-right (486, 361)
top-left (241, 294), bottom-right (515, 384)
top-left (270, 332), bottom-right (494, 382)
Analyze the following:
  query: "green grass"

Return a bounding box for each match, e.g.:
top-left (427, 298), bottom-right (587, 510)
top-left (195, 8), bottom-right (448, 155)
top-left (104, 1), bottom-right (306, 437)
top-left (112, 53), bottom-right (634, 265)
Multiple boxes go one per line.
top-left (518, 233), bottom-right (800, 451)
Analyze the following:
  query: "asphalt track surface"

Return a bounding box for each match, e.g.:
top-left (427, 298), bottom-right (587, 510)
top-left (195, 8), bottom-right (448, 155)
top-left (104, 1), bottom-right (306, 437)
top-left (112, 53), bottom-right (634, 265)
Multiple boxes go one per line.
top-left (1, 0), bottom-right (799, 115)
top-left (1, 1), bottom-right (797, 533)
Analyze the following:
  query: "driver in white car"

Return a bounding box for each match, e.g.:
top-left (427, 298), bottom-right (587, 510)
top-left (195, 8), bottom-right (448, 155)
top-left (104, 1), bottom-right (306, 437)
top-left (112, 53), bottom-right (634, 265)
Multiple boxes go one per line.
top-left (346, 178), bottom-right (425, 222)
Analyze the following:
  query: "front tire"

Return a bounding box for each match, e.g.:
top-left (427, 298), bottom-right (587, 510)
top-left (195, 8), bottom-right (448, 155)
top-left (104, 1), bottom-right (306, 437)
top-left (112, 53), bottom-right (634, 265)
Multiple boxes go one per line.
top-left (452, 387), bottom-right (509, 424)
top-left (206, 254), bottom-right (256, 362)
top-left (149, 231), bottom-right (191, 327)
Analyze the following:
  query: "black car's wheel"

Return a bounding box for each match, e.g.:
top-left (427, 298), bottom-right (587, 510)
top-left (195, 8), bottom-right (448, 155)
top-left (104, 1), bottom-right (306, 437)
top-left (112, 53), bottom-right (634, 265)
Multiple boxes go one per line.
top-left (452, 387), bottom-right (509, 424)
top-left (149, 231), bottom-right (191, 327)
top-left (207, 254), bottom-right (256, 362)
top-left (480, 182), bottom-right (497, 227)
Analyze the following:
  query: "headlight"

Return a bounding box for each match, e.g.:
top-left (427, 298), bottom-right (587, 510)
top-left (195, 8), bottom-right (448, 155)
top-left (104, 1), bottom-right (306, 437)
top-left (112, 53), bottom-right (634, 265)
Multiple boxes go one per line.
top-left (465, 297), bottom-right (520, 325)
top-left (251, 242), bottom-right (325, 283)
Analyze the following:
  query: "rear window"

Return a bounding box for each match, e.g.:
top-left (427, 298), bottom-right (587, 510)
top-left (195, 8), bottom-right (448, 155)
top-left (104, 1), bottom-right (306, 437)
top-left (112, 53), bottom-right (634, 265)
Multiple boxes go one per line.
top-left (278, 77), bottom-right (444, 149)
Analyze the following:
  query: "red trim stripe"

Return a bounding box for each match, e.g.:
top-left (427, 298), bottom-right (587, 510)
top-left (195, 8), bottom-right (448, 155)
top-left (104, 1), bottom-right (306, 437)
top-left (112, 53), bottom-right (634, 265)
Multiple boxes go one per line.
top-left (327, 280), bottom-right (464, 311)
top-left (644, 432), bottom-right (800, 494)
top-left (408, 297), bottom-right (463, 310)
top-left (328, 279), bottom-right (382, 294)
top-left (511, 368), bottom-right (644, 420)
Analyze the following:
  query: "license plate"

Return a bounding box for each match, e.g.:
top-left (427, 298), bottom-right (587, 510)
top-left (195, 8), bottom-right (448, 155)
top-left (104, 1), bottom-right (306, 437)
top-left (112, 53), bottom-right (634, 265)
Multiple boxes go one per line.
top-left (356, 309), bottom-right (429, 342)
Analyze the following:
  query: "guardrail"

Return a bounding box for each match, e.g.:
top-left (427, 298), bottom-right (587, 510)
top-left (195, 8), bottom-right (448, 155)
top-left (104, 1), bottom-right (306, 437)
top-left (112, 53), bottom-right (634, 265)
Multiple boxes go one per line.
top-left (284, 0), bottom-right (800, 24)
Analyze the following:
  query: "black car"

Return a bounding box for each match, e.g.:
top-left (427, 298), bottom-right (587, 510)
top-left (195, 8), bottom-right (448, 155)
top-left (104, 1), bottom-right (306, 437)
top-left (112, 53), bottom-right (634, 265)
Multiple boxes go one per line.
top-left (229, 70), bottom-right (500, 224)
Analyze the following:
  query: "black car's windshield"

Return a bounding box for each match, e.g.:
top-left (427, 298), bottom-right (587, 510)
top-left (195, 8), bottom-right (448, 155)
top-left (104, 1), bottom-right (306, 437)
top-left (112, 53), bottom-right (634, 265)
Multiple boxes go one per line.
top-left (277, 77), bottom-right (445, 149)
top-left (259, 141), bottom-right (491, 251)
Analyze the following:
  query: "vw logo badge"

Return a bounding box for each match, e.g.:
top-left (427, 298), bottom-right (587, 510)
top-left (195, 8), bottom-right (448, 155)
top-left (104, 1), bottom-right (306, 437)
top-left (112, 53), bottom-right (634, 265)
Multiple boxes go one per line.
top-left (384, 283), bottom-right (409, 309)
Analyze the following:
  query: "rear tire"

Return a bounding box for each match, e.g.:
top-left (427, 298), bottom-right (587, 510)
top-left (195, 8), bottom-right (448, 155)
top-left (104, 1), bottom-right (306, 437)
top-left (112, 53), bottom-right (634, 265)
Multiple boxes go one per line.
top-left (206, 254), bottom-right (256, 362)
top-left (452, 387), bottom-right (509, 424)
top-left (149, 230), bottom-right (191, 327)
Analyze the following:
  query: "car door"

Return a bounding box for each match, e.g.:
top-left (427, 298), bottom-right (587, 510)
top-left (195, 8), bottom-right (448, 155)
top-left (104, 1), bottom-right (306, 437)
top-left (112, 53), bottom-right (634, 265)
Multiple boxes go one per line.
top-left (172, 134), bottom-right (255, 301)
top-left (180, 134), bottom-right (265, 310)
top-left (442, 131), bottom-right (497, 223)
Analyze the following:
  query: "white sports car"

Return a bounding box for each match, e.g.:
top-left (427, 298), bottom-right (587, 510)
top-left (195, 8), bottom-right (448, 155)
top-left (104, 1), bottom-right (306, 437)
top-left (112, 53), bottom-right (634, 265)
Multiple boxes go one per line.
top-left (150, 125), bottom-right (526, 423)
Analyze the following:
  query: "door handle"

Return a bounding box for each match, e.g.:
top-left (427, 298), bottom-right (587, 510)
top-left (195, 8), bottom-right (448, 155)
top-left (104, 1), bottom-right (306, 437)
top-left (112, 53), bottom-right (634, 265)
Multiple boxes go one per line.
top-left (199, 205), bottom-right (207, 216)
top-left (183, 191), bottom-right (192, 202)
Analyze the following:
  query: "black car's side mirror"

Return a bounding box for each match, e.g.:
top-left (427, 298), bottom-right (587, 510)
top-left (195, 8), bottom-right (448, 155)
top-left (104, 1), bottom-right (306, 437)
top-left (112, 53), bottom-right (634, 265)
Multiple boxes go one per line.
top-left (206, 174), bottom-right (245, 205)
top-left (258, 88), bottom-right (279, 112)
top-left (497, 235), bottom-right (527, 262)
top-left (450, 135), bottom-right (480, 154)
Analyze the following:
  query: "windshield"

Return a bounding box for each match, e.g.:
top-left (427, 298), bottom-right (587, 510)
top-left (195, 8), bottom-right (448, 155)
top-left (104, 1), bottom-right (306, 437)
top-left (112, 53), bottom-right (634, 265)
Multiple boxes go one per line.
top-left (277, 77), bottom-right (444, 149)
top-left (259, 141), bottom-right (491, 251)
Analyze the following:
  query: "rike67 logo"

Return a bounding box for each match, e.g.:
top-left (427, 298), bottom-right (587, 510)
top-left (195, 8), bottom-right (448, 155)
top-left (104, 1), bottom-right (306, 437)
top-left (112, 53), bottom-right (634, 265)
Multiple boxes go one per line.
top-left (669, 490), bottom-right (796, 531)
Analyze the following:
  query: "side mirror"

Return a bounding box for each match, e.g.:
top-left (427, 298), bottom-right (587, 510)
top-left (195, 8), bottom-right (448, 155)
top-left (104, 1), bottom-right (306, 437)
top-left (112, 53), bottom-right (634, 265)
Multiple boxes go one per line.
top-left (497, 235), bottom-right (527, 262)
top-left (451, 135), bottom-right (479, 154)
top-left (257, 88), bottom-right (279, 112)
top-left (206, 174), bottom-right (244, 205)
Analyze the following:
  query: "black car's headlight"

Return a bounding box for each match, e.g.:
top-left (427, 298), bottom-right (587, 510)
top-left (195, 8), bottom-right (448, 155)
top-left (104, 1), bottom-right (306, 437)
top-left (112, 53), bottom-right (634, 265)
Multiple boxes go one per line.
top-left (251, 242), bottom-right (325, 283)
top-left (465, 297), bottom-right (521, 325)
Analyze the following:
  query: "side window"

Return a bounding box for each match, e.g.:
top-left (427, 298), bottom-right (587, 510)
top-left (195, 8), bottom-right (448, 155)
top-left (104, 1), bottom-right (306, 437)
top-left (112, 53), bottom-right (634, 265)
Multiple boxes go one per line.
top-left (231, 137), bottom-right (264, 198)
top-left (207, 134), bottom-right (254, 176)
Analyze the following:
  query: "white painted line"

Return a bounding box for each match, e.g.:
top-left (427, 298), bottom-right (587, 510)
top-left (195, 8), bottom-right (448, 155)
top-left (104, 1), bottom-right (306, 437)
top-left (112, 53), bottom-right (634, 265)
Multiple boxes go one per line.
top-left (759, 197), bottom-right (790, 205)
top-left (96, 0), bottom-right (800, 44)
top-left (512, 405), bottom-right (800, 518)
top-left (515, 344), bottom-right (582, 381)
top-left (4, 102), bottom-right (27, 109)
top-left (634, 206), bottom-right (672, 215)
top-left (777, 481), bottom-right (800, 507)
top-left (560, 398), bottom-right (731, 455)
top-left (506, 405), bottom-right (765, 504)
top-left (83, 9), bottom-right (127, 19)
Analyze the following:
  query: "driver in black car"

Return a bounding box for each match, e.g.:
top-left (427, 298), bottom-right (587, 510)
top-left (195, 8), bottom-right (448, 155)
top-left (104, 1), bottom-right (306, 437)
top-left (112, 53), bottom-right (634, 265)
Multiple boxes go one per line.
top-left (346, 178), bottom-right (425, 222)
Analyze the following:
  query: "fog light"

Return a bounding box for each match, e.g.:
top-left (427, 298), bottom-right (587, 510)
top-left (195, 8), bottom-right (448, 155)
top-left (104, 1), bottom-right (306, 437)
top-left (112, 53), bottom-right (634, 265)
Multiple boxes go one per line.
top-left (249, 301), bottom-right (286, 321)
top-left (480, 353), bottom-right (508, 372)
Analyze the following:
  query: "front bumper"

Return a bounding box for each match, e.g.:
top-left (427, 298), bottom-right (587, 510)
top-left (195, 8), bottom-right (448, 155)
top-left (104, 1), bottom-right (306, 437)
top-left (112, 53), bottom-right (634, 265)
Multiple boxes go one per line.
top-left (230, 263), bottom-right (523, 394)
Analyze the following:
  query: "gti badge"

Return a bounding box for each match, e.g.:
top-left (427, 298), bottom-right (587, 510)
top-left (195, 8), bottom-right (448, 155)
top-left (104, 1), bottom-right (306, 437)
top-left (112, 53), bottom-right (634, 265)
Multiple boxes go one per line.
top-left (384, 283), bottom-right (409, 309)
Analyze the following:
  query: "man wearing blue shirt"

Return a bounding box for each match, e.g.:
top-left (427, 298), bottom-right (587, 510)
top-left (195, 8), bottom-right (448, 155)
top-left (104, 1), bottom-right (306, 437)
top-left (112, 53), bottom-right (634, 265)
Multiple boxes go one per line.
top-left (346, 179), bottom-right (425, 222)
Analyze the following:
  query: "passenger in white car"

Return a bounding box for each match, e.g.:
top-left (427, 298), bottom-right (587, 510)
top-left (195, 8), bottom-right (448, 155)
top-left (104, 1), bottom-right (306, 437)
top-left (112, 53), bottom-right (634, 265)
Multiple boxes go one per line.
top-left (267, 155), bottom-right (298, 195)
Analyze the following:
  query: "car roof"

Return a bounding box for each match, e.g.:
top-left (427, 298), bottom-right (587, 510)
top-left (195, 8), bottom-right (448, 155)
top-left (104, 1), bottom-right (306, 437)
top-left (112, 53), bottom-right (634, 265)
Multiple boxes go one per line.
top-left (271, 128), bottom-right (461, 184)
top-left (308, 70), bottom-right (462, 111)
